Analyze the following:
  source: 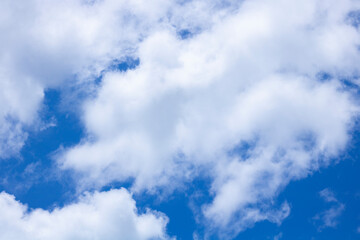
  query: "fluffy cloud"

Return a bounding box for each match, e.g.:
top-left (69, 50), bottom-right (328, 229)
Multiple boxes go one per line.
top-left (58, 0), bottom-right (360, 236)
top-left (0, 0), bottom-right (229, 158)
top-left (0, 188), bottom-right (169, 240)
top-left (2, 0), bottom-right (360, 238)
top-left (0, 70), bottom-right (43, 158)
top-left (0, 0), bottom-right (154, 157)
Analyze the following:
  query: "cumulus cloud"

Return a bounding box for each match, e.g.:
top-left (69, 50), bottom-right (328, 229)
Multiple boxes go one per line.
top-left (313, 189), bottom-right (345, 230)
top-left (58, 0), bottom-right (360, 236)
top-left (1, 0), bottom-right (360, 238)
top-left (0, 0), bottom-right (230, 158)
top-left (0, 188), bottom-right (169, 240)
top-left (0, 71), bottom-right (43, 158)
top-left (0, 0), bottom-right (159, 157)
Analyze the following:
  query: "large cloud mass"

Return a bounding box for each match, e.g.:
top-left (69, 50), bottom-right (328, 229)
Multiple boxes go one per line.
top-left (0, 0), bottom-right (226, 158)
top-left (59, 0), bottom-right (360, 236)
top-left (1, 0), bottom-right (360, 238)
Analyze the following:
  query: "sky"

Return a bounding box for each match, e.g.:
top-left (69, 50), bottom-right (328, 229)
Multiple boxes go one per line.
top-left (0, 0), bottom-right (360, 239)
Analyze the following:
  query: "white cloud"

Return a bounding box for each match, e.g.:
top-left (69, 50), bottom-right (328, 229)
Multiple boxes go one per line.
top-left (0, 0), bottom-right (230, 158)
top-left (58, 0), bottom-right (360, 235)
top-left (313, 189), bottom-right (345, 230)
top-left (1, 0), bottom-right (360, 238)
top-left (0, 70), bottom-right (43, 158)
top-left (0, 0), bottom-right (159, 157)
top-left (0, 188), bottom-right (169, 240)
top-left (319, 188), bottom-right (339, 203)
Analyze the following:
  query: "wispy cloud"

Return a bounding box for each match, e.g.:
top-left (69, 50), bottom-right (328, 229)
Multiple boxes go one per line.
top-left (274, 232), bottom-right (283, 240)
top-left (313, 189), bottom-right (345, 230)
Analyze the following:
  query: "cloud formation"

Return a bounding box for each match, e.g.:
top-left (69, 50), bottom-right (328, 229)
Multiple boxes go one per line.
top-left (1, 0), bottom-right (360, 238)
top-left (0, 188), bottom-right (169, 240)
top-left (0, 0), bottom-right (227, 158)
top-left (58, 0), bottom-right (360, 236)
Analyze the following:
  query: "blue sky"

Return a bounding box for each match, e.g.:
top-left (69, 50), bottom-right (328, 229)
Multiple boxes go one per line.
top-left (0, 0), bottom-right (360, 239)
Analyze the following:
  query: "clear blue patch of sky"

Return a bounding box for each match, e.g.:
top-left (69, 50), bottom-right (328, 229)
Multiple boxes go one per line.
top-left (347, 10), bottom-right (360, 28)
top-left (0, 89), bottom-right (83, 209)
top-left (177, 29), bottom-right (194, 40)
top-left (95, 57), bottom-right (140, 84)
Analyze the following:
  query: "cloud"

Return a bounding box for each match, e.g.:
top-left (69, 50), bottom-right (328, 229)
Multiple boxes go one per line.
top-left (274, 232), bottom-right (283, 240)
top-left (319, 188), bottom-right (339, 203)
top-left (0, 72), bottom-right (43, 158)
top-left (1, 0), bottom-right (360, 238)
top-left (0, 188), bottom-right (169, 240)
top-left (0, 0), bottom-right (161, 157)
top-left (0, 0), bottom-right (230, 158)
top-left (58, 0), bottom-right (360, 236)
top-left (313, 188), bottom-right (345, 230)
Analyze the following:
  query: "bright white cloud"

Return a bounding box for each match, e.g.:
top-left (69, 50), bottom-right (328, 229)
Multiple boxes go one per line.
top-left (0, 0), bottom-right (160, 157)
top-left (0, 70), bottom-right (43, 158)
top-left (0, 0), bottom-right (231, 158)
top-left (58, 0), bottom-right (360, 236)
top-left (1, 0), bottom-right (360, 238)
top-left (0, 188), bottom-right (169, 240)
